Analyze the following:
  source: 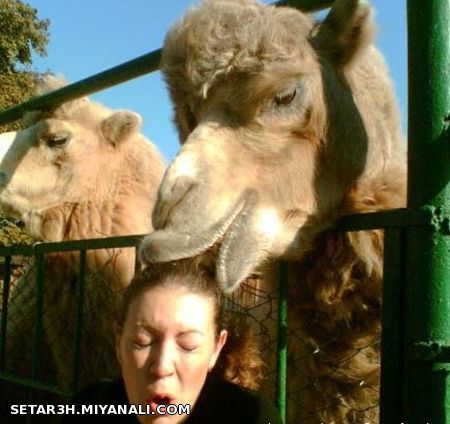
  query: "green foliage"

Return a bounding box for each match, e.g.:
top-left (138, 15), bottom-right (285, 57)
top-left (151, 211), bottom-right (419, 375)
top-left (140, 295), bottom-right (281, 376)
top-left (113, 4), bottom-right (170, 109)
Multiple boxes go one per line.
top-left (0, 71), bottom-right (38, 132)
top-left (0, 0), bottom-right (50, 132)
top-left (0, 0), bottom-right (49, 73)
top-left (0, 213), bottom-right (35, 246)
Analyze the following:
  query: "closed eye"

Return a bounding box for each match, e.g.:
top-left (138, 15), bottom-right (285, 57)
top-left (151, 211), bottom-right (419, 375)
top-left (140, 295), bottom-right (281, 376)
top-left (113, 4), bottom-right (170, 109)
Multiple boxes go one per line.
top-left (131, 334), bottom-right (155, 349)
top-left (177, 332), bottom-right (204, 352)
top-left (274, 88), bottom-right (297, 106)
top-left (178, 342), bottom-right (200, 352)
top-left (133, 340), bottom-right (154, 349)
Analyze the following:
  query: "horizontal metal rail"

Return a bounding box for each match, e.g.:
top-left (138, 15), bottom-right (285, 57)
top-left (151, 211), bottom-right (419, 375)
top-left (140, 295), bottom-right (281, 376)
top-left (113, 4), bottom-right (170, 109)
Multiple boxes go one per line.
top-left (335, 206), bottom-right (448, 232)
top-left (277, 0), bottom-right (333, 10)
top-left (0, 234), bottom-right (146, 255)
top-left (0, 50), bottom-right (161, 126)
top-left (0, 206), bottom-right (447, 258)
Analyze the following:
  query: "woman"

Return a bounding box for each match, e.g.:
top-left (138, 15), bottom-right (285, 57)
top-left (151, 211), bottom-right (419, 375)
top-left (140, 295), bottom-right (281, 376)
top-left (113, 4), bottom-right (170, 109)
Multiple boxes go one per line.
top-left (63, 258), bottom-right (281, 423)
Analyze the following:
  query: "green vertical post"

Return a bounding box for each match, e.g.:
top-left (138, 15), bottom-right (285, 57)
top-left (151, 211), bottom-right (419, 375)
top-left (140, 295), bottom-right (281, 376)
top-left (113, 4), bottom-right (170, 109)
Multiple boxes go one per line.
top-left (380, 228), bottom-right (405, 424)
top-left (32, 252), bottom-right (45, 381)
top-left (0, 255), bottom-right (12, 372)
top-left (71, 249), bottom-right (86, 391)
top-left (277, 261), bottom-right (288, 423)
top-left (405, 1), bottom-right (450, 422)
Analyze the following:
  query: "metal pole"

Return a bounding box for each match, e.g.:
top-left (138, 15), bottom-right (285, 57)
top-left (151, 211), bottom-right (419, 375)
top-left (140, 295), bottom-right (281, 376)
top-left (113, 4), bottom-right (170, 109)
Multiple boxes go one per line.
top-left (0, 50), bottom-right (161, 126)
top-left (31, 253), bottom-right (45, 381)
top-left (380, 228), bottom-right (405, 423)
top-left (71, 249), bottom-right (86, 391)
top-left (405, 0), bottom-right (450, 422)
top-left (0, 255), bottom-right (12, 372)
top-left (277, 261), bottom-right (288, 423)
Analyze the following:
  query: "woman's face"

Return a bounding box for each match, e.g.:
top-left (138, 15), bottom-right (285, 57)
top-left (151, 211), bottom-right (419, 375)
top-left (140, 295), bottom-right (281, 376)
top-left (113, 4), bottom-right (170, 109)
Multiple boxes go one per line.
top-left (117, 284), bottom-right (227, 424)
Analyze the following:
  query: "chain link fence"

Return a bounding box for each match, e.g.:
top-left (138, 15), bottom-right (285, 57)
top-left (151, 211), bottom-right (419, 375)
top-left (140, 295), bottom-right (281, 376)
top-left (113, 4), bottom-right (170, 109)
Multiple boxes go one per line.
top-left (1, 242), bottom-right (381, 424)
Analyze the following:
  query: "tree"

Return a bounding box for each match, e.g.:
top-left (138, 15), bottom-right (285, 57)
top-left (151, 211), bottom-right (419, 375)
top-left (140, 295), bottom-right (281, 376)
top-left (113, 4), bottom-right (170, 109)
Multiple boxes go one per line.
top-left (0, 0), bottom-right (49, 245)
top-left (0, 0), bottom-right (50, 132)
top-left (0, 0), bottom-right (49, 73)
top-left (0, 71), bottom-right (38, 132)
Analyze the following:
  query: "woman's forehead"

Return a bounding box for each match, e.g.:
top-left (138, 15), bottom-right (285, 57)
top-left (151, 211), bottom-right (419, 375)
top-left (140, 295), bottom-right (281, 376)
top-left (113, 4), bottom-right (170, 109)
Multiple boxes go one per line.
top-left (127, 285), bottom-right (215, 331)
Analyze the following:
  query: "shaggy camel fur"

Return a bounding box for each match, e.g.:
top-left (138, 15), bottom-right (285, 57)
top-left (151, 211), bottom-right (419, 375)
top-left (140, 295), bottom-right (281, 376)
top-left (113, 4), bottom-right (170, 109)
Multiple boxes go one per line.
top-left (140, 0), bottom-right (406, 422)
top-left (0, 76), bottom-right (165, 391)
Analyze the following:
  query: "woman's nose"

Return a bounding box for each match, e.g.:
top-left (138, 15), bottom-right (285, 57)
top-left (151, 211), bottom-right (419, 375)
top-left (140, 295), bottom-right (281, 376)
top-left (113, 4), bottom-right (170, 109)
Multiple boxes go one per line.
top-left (149, 342), bottom-right (175, 379)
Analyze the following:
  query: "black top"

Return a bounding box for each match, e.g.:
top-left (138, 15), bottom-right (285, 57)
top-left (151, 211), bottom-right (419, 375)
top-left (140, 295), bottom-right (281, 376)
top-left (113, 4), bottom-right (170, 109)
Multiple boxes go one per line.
top-left (62, 375), bottom-right (281, 424)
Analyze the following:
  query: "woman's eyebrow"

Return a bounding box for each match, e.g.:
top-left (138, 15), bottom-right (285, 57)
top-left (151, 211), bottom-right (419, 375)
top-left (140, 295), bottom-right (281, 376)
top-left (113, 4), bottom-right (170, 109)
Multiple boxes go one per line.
top-left (130, 325), bottom-right (205, 337)
top-left (177, 330), bottom-right (205, 337)
top-left (131, 323), bottom-right (158, 333)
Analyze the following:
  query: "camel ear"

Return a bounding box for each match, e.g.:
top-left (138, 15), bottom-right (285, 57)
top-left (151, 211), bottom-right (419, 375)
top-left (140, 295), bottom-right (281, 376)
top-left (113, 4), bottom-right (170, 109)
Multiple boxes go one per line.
top-left (312, 0), bottom-right (374, 66)
top-left (101, 110), bottom-right (142, 145)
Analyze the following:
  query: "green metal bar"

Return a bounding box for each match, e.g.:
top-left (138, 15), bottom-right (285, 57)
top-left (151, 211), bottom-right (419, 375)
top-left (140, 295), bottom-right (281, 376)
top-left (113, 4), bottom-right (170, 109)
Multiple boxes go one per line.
top-left (70, 250), bottom-right (86, 391)
top-left (0, 255), bottom-right (12, 372)
top-left (276, 261), bottom-right (288, 423)
top-left (0, 205), bottom-right (442, 255)
top-left (404, 0), bottom-right (450, 422)
top-left (0, 245), bottom-right (34, 256)
top-left (276, 0), bottom-right (332, 11)
top-left (31, 253), bottom-right (45, 381)
top-left (32, 234), bottom-right (145, 253)
top-left (0, 234), bottom-right (145, 257)
top-left (0, 50), bottom-right (161, 126)
top-left (380, 228), bottom-right (405, 424)
top-left (335, 206), bottom-right (437, 232)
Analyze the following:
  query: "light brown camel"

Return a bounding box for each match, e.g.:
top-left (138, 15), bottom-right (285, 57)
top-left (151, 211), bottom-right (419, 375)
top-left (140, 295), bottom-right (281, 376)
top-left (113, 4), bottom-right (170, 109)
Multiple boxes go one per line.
top-left (140, 0), bottom-right (406, 422)
top-left (0, 76), bottom-right (165, 391)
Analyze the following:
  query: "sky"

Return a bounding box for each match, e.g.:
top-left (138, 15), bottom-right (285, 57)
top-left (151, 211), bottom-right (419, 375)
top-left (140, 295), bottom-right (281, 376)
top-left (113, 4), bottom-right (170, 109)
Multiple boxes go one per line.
top-left (24, 0), bottom-right (407, 162)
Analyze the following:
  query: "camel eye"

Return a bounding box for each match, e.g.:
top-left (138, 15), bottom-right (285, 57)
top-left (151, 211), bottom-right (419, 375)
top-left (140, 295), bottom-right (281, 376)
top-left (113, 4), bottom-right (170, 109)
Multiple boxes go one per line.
top-left (46, 134), bottom-right (70, 148)
top-left (274, 88), bottom-right (297, 106)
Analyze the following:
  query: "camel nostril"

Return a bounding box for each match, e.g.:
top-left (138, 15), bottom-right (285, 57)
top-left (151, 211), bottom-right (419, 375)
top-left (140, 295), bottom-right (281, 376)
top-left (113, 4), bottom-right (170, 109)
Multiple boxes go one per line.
top-left (153, 176), bottom-right (197, 229)
top-left (15, 219), bottom-right (25, 229)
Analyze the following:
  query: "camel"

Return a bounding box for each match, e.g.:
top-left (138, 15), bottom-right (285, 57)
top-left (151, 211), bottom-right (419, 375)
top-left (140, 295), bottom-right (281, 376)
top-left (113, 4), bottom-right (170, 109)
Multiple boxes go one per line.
top-left (139, 0), bottom-right (406, 422)
top-left (0, 76), bottom-right (165, 392)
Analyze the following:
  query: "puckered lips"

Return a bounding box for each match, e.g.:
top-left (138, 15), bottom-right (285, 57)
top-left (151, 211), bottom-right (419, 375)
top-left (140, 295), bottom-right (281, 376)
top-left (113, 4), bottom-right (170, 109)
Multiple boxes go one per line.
top-left (145, 393), bottom-right (176, 414)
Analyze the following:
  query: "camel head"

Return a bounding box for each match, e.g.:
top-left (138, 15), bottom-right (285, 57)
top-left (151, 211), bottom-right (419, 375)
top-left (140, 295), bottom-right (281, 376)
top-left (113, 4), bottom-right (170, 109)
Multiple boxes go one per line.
top-left (140, 0), bottom-right (404, 292)
top-left (0, 75), bottom-right (165, 241)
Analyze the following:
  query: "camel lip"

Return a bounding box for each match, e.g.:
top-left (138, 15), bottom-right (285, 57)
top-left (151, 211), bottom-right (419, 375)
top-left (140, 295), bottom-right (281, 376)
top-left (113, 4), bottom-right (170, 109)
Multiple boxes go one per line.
top-left (140, 189), bottom-right (258, 264)
top-left (195, 189), bottom-right (261, 256)
top-left (0, 197), bottom-right (21, 220)
top-left (153, 176), bottom-right (197, 230)
top-left (203, 199), bottom-right (246, 251)
top-left (177, 193), bottom-right (249, 258)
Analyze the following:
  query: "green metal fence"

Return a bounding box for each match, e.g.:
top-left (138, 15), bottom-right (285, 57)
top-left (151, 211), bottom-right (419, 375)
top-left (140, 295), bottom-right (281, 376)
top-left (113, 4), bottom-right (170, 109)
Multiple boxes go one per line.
top-left (0, 237), bottom-right (287, 424)
top-left (0, 236), bottom-right (145, 398)
top-left (0, 0), bottom-right (449, 423)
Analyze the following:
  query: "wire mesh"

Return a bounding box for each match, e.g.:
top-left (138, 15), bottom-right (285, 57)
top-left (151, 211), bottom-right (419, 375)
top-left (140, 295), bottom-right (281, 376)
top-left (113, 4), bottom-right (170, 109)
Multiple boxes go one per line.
top-left (227, 274), bottom-right (381, 424)
top-left (0, 241), bottom-right (382, 424)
